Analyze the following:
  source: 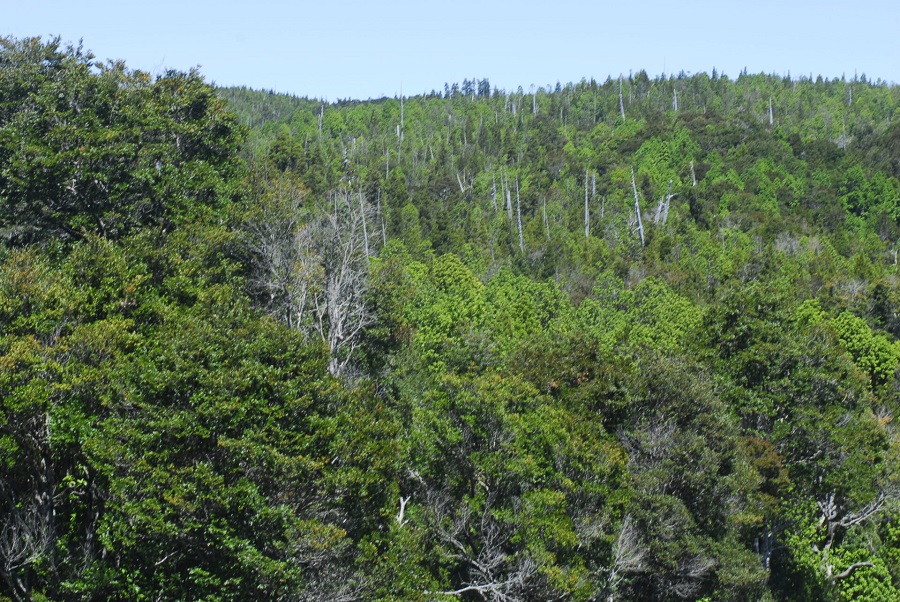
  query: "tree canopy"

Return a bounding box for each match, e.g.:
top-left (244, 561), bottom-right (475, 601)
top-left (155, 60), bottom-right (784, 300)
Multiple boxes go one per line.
top-left (2, 36), bottom-right (900, 601)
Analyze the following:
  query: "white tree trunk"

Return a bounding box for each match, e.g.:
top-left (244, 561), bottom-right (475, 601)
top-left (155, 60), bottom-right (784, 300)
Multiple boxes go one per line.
top-left (515, 176), bottom-right (524, 253)
top-left (491, 174), bottom-right (498, 213)
top-left (543, 197), bottom-right (550, 240)
top-left (631, 167), bottom-right (645, 246)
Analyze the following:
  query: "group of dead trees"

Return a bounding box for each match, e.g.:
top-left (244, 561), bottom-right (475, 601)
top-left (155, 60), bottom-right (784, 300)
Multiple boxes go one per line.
top-left (245, 172), bottom-right (376, 377)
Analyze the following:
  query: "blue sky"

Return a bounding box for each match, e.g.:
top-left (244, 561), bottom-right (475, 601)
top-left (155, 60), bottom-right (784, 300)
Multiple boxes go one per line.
top-left (4, 0), bottom-right (898, 100)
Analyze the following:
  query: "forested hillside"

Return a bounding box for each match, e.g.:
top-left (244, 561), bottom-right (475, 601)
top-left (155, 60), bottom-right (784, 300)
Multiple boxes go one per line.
top-left (2, 35), bottom-right (900, 601)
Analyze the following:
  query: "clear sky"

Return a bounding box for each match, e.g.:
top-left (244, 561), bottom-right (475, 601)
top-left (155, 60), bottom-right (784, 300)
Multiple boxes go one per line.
top-left (4, 0), bottom-right (899, 100)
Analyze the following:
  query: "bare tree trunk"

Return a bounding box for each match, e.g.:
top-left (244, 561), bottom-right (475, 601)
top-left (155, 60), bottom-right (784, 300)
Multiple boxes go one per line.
top-left (619, 77), bottom-right (626, 120)
top-left (396, 496), bottom-right (411, 526)
top-left (423, 490), bottom-right (539, 600)
top-left (768, 97), bottom-right (774, 126)
top-left (317, 193), bottom-right (375, 377)
top-left (0, 414), bottom-right (55, 602)
top-left (543, 198), bottom-right (550, 240)
top-left (584, 168), bottom-right (590, 238)
top-left (377, 197), bottom-right (387, 246)
top-left (247, 187), bottom-right (375, 378)
top-left (631, 167), bottom-right (645, 246)
top-left (690, 160), bottom-right (697, 187)
top-left (812, 491), bottom-right (889, 586)
top-left (662, 179), bottom-right (675, 225)
top-left (602, 515), bottom-right (646, 602)
top-left (358, 189), bottom-right (369, 258)
top-left (491, 174), bottom-right (498, 213)
top-left (515, 176), bottom-right (524, 253)
top-left (673, 87), bottom-right (678, 112)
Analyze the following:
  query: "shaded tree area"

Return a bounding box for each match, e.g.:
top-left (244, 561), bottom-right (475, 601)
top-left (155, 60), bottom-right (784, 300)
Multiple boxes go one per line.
top-left (2, 36), bottom-right (900, 601)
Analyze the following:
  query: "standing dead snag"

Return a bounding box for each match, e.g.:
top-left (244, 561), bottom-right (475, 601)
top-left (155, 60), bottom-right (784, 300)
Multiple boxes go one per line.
top-left (0, 413), bottom-right (55, 602)
top-left (312, 192), bottom-right (376, 376)
top-left (515, 176), bottom-right (524, 253)
top-left (653, 180), bottom-right (677, 226)
top-left (663, 180), bottom-right (676, 224)
top-left (500, 169), bottom-right (512, 222)
top-left (584, 168), bottom-right (590, 238)
top-left (246, 184), bottom-right (375, 377)
top-left (542, 198), bottom-right (550, 240)
top-left (602, 514), bottom-right (647, 602)
top-left (358, 189), bottom-right (369, 258)
top-left (811, 490), bottom-right (889, 584)
top-left (491, 174), bottom-right (498, 213)
top-left (1, 493), bottom-right (53, 602)
top-left (631, 167), bottom-right (645, 246)
top-left (396, 496), bottom-right (411, 527)
top-left (422, 490), bottom-right (539, 600)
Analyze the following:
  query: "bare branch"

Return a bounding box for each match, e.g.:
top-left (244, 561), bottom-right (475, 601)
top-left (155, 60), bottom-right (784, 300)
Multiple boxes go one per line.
top-left (830, 561), bottom-right (874, 581)
top-left (246, 184), bottom-right (376, 377)
top-left (397, 495), bottom-right (411, 527)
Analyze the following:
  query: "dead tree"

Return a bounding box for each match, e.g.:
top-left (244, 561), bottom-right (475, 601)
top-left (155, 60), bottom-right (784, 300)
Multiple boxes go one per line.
top-left (423, 490), bottom-right (539, 601)
top-left (630, 167), bottom-right (645, 246)
top-left (601, 515), bottom-right (647, 602)
top-left (244, 178), bottom-right (316, 332)
top-left (515, 176), bottom-right (524, 253)
top-left (653, 180), bottom-right (677, 226)
top-left (491, 174), bottom-right (498, 213)
top-left (811, 490), bottom-right (889, 585)
top-left (246, 184), bottom-right (375, 377)
top-left (0, 414), bottom-right (55, 602)
top-left (662, 180), bottom-right (677, 224)
top-left (1, 498), bottom-right (52, 602)
top-left (312, 193), bottom-right (376, 376)
top-left (542, 198), bottom-right (550, 240)
top-left (619, 77), bottom-right (626, 120)
top-left (358, 189), bottom-right (369, 258)
top-left (584, 168), bottom-right (590, 238)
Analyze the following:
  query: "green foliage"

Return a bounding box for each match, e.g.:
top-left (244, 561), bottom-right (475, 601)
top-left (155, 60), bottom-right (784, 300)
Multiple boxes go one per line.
top-left (831, 311), bottom-right (900, 390)
top-left (4, 35), bottom-right (900, 600)
top-left (0, 36), bottom-right (244, 244)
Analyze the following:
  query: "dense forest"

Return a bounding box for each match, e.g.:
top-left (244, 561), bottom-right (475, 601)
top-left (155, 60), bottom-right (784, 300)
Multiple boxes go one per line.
top-left (2, 35), bottom-right (900, 601)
